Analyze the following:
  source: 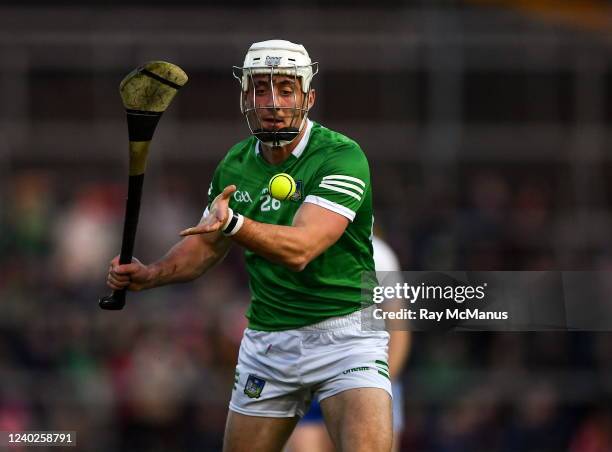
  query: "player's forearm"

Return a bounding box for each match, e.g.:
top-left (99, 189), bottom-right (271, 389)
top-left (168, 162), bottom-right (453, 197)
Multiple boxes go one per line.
top-left (231, 217), bottom-right (313, 271)
top-left (145, 235), bottom-right (229, 288)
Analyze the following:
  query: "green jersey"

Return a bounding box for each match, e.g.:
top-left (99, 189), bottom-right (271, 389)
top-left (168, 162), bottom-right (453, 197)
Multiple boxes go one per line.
top-left (207, 121), bottom-right (374, 331)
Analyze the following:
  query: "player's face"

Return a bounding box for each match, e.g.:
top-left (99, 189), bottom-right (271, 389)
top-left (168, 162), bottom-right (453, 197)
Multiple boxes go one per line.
top-left (244, 74), bottom-right (308, 131)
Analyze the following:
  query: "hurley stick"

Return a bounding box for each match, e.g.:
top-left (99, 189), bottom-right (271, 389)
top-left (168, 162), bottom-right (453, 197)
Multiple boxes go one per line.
top-left (99, 61), bottom-right (188, 310)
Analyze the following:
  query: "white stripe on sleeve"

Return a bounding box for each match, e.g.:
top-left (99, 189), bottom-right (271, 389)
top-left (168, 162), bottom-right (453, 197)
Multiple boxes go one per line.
top-left (322, 174), bottom-right (366, 187)
top-left (319, 182), bottom-right (362, 201)
top-left (319, 179), bottom-right (364, 195)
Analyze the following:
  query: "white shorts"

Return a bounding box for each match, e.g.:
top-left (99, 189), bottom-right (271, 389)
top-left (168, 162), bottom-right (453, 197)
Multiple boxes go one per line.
top-left (229, 308), bottom-right (392, 418)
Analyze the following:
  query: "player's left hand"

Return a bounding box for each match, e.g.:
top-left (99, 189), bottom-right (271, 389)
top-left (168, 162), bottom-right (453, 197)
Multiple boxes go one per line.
top-left (180, 185), bottom-right (236, 236)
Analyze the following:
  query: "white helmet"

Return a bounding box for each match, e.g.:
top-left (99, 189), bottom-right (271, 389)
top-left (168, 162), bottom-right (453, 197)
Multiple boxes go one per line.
top-left (233, 39), bottom-right (318, 147)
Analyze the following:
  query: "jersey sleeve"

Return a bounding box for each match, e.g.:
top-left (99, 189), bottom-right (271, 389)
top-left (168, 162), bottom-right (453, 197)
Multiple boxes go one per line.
top-left (304, 143), bottom-right (370, 222)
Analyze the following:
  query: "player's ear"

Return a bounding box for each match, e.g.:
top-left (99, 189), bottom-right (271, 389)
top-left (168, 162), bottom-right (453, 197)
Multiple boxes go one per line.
top-left (308, 88), bottom-right (316, 109)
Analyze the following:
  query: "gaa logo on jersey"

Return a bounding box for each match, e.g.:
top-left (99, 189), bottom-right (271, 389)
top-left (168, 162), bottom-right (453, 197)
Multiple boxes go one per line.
top-left (233, 190), bottom-right (253, 203)
top-left (290, 180), bottom-right (303, 202)
top-left (244, 374), bottom-right (266, 399)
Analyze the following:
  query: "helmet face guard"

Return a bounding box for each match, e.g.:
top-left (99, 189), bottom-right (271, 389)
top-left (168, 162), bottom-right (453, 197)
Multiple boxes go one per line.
top-left (232, 63), bottom-right (318, 147)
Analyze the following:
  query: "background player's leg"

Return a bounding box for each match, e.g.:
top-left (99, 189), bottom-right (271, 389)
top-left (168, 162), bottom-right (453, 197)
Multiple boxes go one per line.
top-left (320, 388), bottom-right (392, 452)
top-left (391, 383), bottom-right (405, 452)
top-left (223, 410), bottom-right (299, 452)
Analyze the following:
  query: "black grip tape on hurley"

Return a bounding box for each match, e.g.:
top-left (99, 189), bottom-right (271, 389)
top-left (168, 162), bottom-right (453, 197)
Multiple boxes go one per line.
top-left (118, 173), bottom-right (145, 264)
top-left (99, 173), bottom-right (145, 310)
top-left (126, 110), bottom-right (162, 142)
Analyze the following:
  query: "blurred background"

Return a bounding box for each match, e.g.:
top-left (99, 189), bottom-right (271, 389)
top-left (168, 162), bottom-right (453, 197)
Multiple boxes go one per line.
top-left (1, 0), bottom-right (612, 450)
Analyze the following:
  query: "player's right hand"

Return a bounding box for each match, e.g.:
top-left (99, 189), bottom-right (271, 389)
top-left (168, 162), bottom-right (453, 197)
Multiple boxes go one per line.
top-left (107, 256), bottom-right (151, 291)
top-left (180, 185), bottom-right (237, 236)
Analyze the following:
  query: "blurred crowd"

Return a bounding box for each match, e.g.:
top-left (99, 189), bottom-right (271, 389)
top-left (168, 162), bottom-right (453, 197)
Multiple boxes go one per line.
top-left (1, 167), bottom-right (612, 452)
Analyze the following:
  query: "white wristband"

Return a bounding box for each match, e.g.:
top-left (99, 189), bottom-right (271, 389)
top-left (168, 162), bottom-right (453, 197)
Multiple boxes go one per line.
top-left (222, 209), bottom-right (245, 236)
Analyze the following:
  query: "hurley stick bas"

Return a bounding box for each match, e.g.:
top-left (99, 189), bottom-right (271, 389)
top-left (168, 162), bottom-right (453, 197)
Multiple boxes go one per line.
top-left (99, 61), bottom-right (188, 310)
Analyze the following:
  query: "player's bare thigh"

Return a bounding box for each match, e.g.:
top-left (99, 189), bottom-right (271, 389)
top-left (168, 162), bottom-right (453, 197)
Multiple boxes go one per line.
top-left (320, 387), bottom-right (392, 452)
top-left (223, 410), bottom-right (299, 452)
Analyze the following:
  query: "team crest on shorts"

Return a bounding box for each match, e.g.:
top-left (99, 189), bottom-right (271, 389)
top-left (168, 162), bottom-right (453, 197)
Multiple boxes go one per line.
top-left (290, 180), bottom-right (303, 202)
top-left (244, 374), bottom-right (266, 399)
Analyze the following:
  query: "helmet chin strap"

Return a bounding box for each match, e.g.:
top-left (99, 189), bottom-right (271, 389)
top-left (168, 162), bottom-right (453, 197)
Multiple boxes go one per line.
top-left (253, 116), bottom-right (308, 148)
top-left (253, 128), bottom-right (299, 147)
